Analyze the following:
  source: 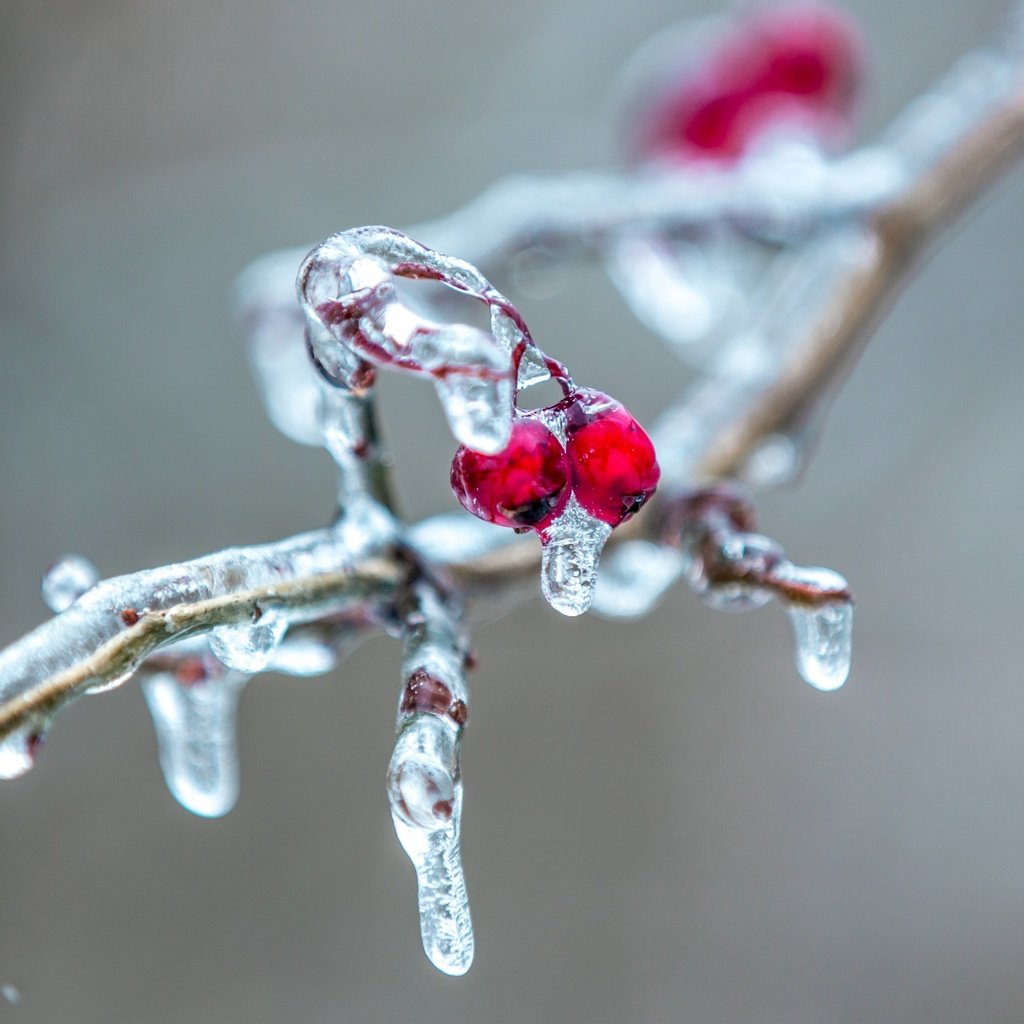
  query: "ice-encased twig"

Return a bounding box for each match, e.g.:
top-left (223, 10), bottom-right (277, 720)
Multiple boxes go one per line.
top-left (0, 524), bottom-right (401, 774)
top-left (663, 484), bottom-right (853, 689)
top-left (2, 8), bottom-right (1024, 978)
top-left (387, 574), bottom-right (474, 975)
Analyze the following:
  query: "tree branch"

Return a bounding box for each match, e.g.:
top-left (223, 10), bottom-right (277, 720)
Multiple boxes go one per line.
top-left (3, 47), bottom-right (1024, 750)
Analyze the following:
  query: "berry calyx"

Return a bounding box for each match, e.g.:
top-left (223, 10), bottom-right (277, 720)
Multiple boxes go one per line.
top-left (634, 3), bottom-right (864, 164)
top-left (451, 418), bottom-right (570, 531)
top-left (565, 390), bottom-right (660, 526)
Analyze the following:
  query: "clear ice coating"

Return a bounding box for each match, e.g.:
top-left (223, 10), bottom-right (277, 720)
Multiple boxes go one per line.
top-left (689, 532), bottom-right (784, 613)
top-left (41, 554), bottom-right (100, 613)
top-left (209, 614), bottom-right (288, 674)
top-left (143, 671), bottom-right (246, 817)
top-left (434, 370), bottom-right (513, 454)
top-left (389, 716), bottom-right (460, 832)
top-left (297, 227), bottom-right (525, 454)
top-left (539, 498), bottom-right (612, 617)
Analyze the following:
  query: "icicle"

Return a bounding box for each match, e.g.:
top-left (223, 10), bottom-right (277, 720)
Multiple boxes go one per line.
top-left (390, 577), bottom-right (474, 974)
top-left (772, 564), bottom-right (853, 690)
top-left (209, 612), bottom-right (287, 674)
top-left (434, 370), bottom-right (513, 454)
top-left (142, 670), bottom-right (246, 817)
top-left (0, 722), bottom-right (45, 780)
top-left (388, 718), bottom-right (473, 976)
top-left (539, 498), bottom-right (612, 617)
top-left (41, 554), bottom-right (100, 613)
top-left (785, 600), bottom-right (853, 691)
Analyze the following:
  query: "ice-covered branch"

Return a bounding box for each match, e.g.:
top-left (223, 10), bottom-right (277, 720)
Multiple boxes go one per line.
top-left (4, 45), bottom-right (1022, 780)
top-left (0, 530), bottom-right (400, 777)
top-left (388, 563), bottom-right (474, 975)
top-left (2, 3), bottom-right (1024, 977)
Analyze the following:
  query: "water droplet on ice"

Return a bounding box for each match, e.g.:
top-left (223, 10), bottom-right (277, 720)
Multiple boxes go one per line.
top-left (435, 373), bottom-right (513, 454)
top-left (143, 673), bottom-right (244, 818)
top-left (786, 601), bottom-right (853, 691)
top-left (2, 984), bottom-right (20, 1005)
top-left (41, 554), bottom-right (99, 612)
top-left (209, 614), bottom-right (287, 673)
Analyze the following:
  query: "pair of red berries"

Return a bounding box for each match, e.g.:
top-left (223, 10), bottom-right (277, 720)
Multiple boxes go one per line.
top-left (634, 2), bottom-right (864, 165)
top-left (451, 389), bottom-right (660, 535)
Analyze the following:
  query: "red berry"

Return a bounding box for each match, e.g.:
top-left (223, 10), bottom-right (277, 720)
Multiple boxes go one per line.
top-left (635, 3), bottom-right (863, 164)
top-left (565, 391), bottom-right (660, 526)
top-left (451, 419), bottom-right (570, 531)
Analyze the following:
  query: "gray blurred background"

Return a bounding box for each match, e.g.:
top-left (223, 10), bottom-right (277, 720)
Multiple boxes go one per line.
top-left (2, 1), bottom-right (1023, 1022)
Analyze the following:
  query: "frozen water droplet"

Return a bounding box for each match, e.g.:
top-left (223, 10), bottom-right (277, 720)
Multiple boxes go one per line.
top-left (388, 715), bottom-right (458, 831)
top-left (435, 373), bottom-right (512, 454)
top-left (0, 724), bottom-right (44, 780)
top-left (2, 984), bottom-right (20, 1005)
top-left (390, 751), bottom-right (457, 831)
top-left (540, 502), bottom-right (612, 617)
top-left (209, 613), bottom-right (287, 673)
top-left (142, 672), bottom-right (245, 817)
top-left (786, 601), bottom-right (853, 691)
top-left (392, 786), bottom-right (474, 976)
top-left (41, 554), bottom-right (99, 612)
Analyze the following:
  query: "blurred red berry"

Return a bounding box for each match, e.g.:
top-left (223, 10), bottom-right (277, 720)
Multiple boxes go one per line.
top-left (635, 3), bottom-right (864, 163)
